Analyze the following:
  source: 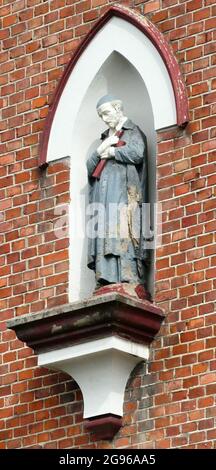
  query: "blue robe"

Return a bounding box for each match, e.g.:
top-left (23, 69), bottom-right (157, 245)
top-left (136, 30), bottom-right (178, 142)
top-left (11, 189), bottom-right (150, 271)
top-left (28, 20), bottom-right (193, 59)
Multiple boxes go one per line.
top-left (86, 119), bottom-right (149, 284)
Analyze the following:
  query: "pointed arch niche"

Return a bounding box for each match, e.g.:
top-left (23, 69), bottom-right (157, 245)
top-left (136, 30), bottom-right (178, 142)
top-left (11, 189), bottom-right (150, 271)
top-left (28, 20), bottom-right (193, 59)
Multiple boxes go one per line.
top-left (40, 6), bottom-right (188, 302)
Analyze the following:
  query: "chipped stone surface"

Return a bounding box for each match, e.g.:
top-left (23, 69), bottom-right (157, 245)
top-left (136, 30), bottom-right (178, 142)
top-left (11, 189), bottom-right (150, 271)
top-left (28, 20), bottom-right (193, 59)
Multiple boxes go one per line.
top-left (7, 291), bottom-right (165, 358)
top-left (7, 292), bottom-right (163, 328)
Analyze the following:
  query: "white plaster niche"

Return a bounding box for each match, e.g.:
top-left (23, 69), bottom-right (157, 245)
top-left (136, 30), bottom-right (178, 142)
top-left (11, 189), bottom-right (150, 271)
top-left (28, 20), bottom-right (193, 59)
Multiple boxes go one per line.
top-left (45, 17), bottom-right (177, 302)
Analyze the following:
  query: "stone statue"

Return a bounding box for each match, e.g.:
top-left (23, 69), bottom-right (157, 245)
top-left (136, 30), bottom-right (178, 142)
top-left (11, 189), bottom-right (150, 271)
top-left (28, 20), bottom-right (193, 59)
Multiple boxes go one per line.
top-left (86, 95), bottom-right (151, 299)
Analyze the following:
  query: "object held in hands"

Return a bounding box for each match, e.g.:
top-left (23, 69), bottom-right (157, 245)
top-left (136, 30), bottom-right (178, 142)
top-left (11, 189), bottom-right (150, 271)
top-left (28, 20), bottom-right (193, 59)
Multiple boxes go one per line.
top-left (92, 130), bottom-right (125, 179)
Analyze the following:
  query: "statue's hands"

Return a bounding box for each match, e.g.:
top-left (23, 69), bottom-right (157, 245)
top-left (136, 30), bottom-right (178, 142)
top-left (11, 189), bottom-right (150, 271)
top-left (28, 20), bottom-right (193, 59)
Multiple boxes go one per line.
top-left (100, 150), bottom-right (112, 160)
top-left (97, 135), bottom-right (119, 156)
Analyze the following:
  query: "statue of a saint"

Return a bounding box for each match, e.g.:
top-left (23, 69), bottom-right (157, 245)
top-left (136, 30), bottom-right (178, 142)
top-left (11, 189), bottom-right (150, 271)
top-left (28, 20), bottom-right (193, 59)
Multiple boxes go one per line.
top-left (86, 95), bottom-right (151, 299)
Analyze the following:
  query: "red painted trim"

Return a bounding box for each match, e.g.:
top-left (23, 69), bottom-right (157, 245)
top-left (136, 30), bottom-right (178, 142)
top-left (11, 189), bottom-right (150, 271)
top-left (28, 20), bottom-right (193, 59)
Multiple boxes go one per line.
top-left (8, 293), bottom-right (165, 354)
top-left (38, 5), bottom-right (189, 168)
top-left (85, 414), bottom-right (122, 440)
top-left (94, 282), bottom-right (152, 301)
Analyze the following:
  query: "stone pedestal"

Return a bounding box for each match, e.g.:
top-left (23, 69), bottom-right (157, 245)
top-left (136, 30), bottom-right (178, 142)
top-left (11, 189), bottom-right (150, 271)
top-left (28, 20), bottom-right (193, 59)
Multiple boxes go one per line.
top-left (94, 282), bottom-right (152, 301)
top-left (8, 292), bottom-right (164, 439)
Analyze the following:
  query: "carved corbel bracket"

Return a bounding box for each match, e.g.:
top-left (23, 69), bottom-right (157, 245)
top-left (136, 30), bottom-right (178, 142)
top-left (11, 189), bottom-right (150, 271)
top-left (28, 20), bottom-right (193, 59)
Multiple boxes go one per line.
top-left (8, 293), bottom-right (164, 440)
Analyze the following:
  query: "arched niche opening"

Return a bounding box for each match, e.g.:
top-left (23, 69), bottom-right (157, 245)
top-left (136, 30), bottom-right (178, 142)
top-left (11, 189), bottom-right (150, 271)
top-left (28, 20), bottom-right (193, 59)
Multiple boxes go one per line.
top-left (40, 8), bottom-right (188, 303)
top-left (70, 51), bottom-right (156, 301)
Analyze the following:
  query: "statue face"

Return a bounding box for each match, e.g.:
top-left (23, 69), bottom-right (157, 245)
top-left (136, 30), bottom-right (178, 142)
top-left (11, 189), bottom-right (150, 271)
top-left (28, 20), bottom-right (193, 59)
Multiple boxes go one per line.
top-left (98, 102), bottom-right (121, 129)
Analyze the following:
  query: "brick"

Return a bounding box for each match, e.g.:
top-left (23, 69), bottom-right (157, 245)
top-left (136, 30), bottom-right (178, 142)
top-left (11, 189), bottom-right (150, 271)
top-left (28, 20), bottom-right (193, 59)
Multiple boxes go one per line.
top-left (92, 0), bottom-right (106, 6)
top-left (83, 9), bottom-right (99, 22)
top-left (202, 116), bottom-right (216, 129)
top-left (205, 17), bottom-right (216, 30)
top-left (189, 431), bottom-right (205, 443)
top-left (144, 1), bottom-right (160, 13)
top-left (182, 215), bottom-right (197, 228)
top-left (189, 340), bottom-right (205, 352)
top-left (204, 91), bottom-right (216, 105)
top-left (32, 97), bottom-right (47, 109)
top-left (200, 373), bottom-right (216, 385)
top-left (49, 20), bottom-right (64, 34)
top-left (34, 3), bottom-right (49, 16)
top-left (186, 46), bottom-right (203, 61)
top-left (60, 6), bottom-right (74, 18)
top-left (187, 0), bottom-right (202, 11)
top-left (194, 7), bottom-right (211, 21)
top-left (191, 82), bottom-right (209, 96)
top-left (182, 353), bottom-right (197, 365)
top-left (3, 15), bottom-right (17, 28)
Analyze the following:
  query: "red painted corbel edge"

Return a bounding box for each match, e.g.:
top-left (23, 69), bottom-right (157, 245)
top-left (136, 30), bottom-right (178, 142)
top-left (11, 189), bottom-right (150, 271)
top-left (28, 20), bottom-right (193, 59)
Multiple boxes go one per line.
top-left (38, 5), bottom-right (189, 169)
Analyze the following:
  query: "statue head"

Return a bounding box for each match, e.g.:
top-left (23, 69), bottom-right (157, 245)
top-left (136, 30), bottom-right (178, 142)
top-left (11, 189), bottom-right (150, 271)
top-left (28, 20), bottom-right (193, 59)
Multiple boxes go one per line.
top-left (96, 94), bottom-right (124, 129)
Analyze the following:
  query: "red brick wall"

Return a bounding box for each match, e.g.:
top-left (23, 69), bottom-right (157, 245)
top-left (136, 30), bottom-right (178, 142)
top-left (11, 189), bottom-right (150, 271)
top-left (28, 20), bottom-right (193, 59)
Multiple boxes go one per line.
top-left (0, 0), bottom-right (215, 449)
